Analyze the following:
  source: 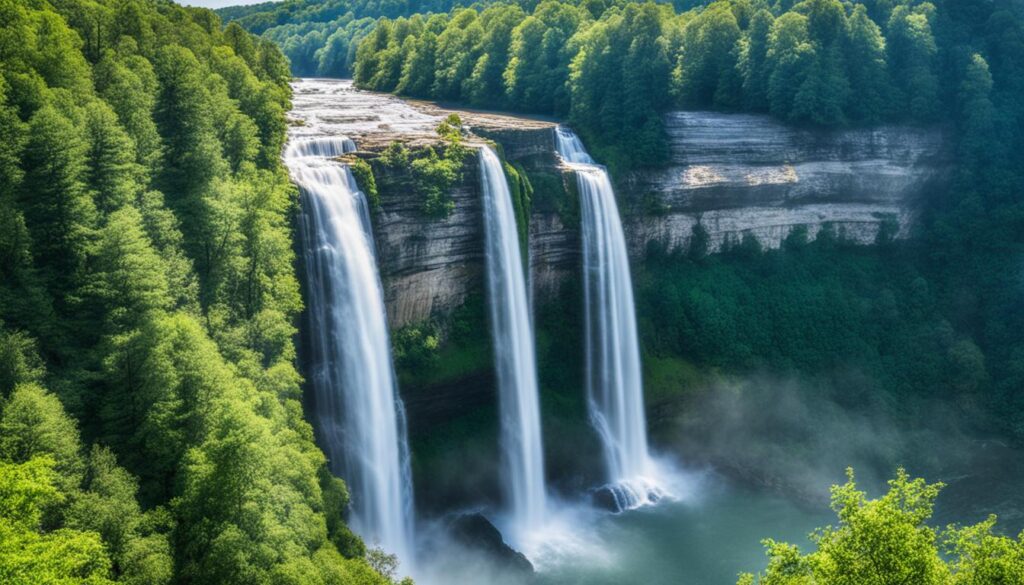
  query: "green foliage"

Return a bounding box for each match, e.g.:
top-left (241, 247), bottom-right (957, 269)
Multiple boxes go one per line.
top-left (378, 118), bottom-right (468, 219)
top-left (349, 159), bottom-right (380, 209)
top-left (0, 1), bottom-right (386, 583)
top-left (739, 469), bottom-right (1024, 585)
top-left (0, 328), bottom-right (45, 396)
top-left (0, 457), bottom-right (116, 585)
top-left (1, 383), bottom-right (83, 488)
top-left (503, 160), bottom-right (534, 253)
top-left (393, 323), bottom-right (441, 372)
top-left (411, 147), bottom-right (460, 217)
top-left (380, 141), bottom-right (411, 167)
top-left (339, 0), bottom-right (949, 164)
top-left (637, 236), bottom-right (1002, 425)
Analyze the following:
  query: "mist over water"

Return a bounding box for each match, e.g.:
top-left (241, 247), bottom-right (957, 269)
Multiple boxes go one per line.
top-left (287, 133), bottom-right (416, 568)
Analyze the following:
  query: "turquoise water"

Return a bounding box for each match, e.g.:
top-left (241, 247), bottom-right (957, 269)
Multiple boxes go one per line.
top-left (416, 456), bottom-right (1023, 585)
top-left (532, 481), bottom-right (830, 585)
top-left (417, 474), bottom-right (832, 585)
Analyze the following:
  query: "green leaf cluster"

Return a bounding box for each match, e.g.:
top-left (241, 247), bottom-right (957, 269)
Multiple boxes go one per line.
top-left (739, 469), bottom-right (1024, 585)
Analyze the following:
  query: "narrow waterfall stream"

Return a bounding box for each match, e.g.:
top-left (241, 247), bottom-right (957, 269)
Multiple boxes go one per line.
top-left (555, 127), bottom-right (662, 511)
top-left (478, 146), bottom-right (548, 536)
top-left (286, 135), bottom-right (416, 569)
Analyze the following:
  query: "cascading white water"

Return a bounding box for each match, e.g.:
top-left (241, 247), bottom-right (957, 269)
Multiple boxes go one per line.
top-left (555, 127), bottom-right (662, 511)
top-left (286, 137), bottom-right (416, 567)
top-left (284, 136), bottom-right (357, 158)
top-left (478, 146), bottom-right (548, 534)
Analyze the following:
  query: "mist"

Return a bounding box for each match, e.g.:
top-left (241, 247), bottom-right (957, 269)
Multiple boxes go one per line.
top-left (658, 370), bottom-right (1024, 533)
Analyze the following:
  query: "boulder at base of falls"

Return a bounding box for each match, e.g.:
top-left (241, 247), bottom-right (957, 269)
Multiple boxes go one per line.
top-left (592, 482), bottom-right (663, 513)
top-left (447, 513), bottom-right (534, 576)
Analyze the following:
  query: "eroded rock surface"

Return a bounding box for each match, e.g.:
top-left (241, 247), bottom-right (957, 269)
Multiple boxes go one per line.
top-left (622, 111), bottom-right (950, 255)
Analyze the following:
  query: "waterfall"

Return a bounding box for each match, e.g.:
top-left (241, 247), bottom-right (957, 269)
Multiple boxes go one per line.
top-left (285, 136), bottom-right (357, 158)
top-left (555, 127), bottom-right (661, 511)
top-left (478, 146), bottom-right (547, 534)
top-left (286, 137), bottom-right (416, 567)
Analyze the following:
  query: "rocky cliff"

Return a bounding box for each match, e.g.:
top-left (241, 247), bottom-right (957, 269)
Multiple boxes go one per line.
top-left (364, 119), bottom-right (577, 329)
top-left (369, 154), bottom-right (487, 329)
top-left (368, 109), bottom-right (950, 328)
top-left (621, 111), bottom-right (950, 256)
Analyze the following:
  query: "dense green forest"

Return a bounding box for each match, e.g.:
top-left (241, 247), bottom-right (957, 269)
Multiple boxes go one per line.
top-left (217, 0), bottom-right (477, 78)
top-left (0, 1), bottom-right (397, 583)
top-left (345, 0), bottom-right (1022, 169)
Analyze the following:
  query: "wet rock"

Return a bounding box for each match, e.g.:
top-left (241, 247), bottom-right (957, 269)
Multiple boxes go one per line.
top-left (592, 486), bottom-right (622, 513)
top-left (447, 513), bottom-right (534, 576)
top-left (622, 111), bottom-right (953, 257)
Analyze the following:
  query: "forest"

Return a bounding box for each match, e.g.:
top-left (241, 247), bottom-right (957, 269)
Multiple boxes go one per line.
top-left (258, 0), bottom-right (1017, 169)
top-left (3, 0), bottom-right (1024, 583)
top-left (0, 0), bottom-right (400, 583)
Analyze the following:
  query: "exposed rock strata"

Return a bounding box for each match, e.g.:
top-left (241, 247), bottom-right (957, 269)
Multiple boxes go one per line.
top-left (292, 79), bottom-right (951, 332)
top-left (621, 111), bottom-right (950, 256)
top-left (361, 105), bottom-right (949, 329)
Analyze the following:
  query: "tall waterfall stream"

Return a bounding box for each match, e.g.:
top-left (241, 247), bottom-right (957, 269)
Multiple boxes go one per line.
top-left (479, 145), bottom-right (549, 537)
top-left (286, 125), bottom-right (416, 568)
top-left (555, 127), bottom-right (664, 511)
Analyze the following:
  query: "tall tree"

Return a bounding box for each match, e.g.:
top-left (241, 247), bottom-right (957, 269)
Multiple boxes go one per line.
top-left (83, 101), bottom-right (141, 215)
top-left (19, 105), bottom-right (97, 295)
top-left (844, 5), bottom-right (892, 124)
top-left (739, 9), bottom-right (775, 111)
top-left (887, 4), bottom-right (941, 122)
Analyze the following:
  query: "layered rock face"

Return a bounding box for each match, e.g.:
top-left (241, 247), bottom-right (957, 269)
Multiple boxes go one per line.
top-left (370, 155), bottom-right (486, 329)
top-left (621, 111), bottom-right (950, 256)
top-left (369, 124), bottom-right (577, 329)
top-left (368, 107), bottom-right (949, 328)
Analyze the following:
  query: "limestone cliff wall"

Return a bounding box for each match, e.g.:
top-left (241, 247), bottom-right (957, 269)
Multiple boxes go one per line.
top-left (367, 111), bottom-right (950, 328)
top-left (370, 155), bottom-right (486, 329)
top-left (622, 111), bottom-right (950, 256)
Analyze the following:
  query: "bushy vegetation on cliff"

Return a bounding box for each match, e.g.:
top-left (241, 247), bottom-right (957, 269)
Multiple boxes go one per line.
top-left (0, 1), bottom-right (395, 583)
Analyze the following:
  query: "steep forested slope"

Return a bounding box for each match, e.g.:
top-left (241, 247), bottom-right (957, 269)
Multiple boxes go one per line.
top-left (0, 1), bottom-right (392, 583)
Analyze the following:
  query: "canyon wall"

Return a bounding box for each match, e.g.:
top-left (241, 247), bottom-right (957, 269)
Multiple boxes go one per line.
top-left (366, 111), bottom-right (950, 328)
top-left (621, 111), bottom-right (951, 256)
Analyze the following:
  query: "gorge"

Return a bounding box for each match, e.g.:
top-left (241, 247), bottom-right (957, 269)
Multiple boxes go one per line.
top-left (284, 79), bottom-right (969, 583)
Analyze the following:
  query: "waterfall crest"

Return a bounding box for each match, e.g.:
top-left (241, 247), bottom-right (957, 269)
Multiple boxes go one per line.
top-left (555, 127), bottom-right (662, 511)
top-left (286, 139), bottom-right (416, 567)
top-left (478, 146), bottom-right (548, 534)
